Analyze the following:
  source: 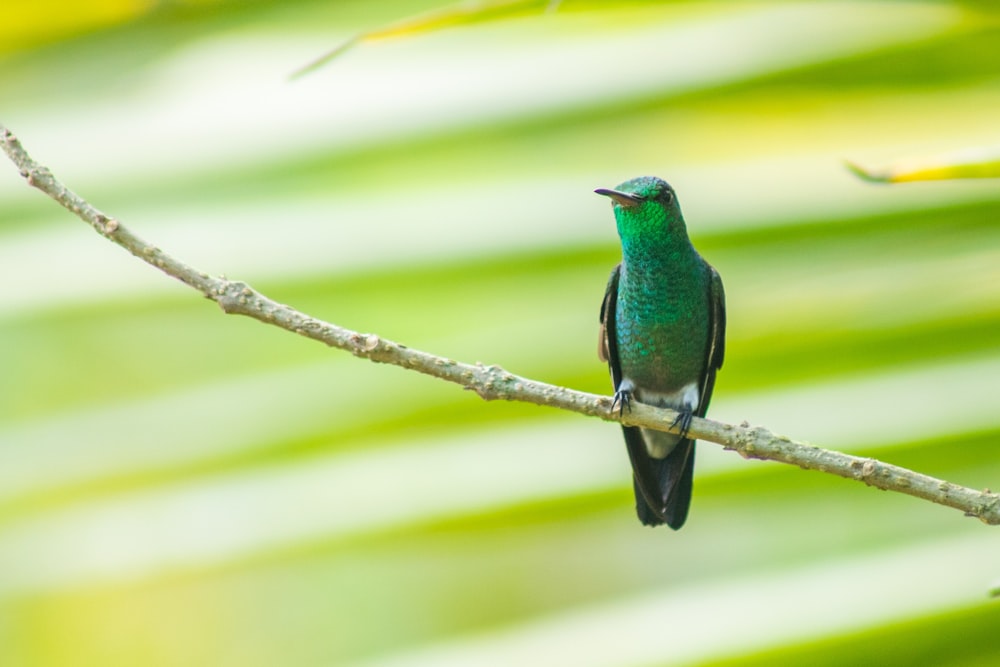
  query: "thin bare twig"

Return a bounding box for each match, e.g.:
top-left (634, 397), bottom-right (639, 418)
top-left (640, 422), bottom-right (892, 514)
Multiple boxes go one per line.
top-left (2, 123), bottom-right (998, 525)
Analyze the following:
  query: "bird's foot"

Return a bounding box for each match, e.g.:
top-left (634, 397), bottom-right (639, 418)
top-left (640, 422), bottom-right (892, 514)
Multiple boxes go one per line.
top-left (611, 388), bottom-right (632, 417)
top-left (671, 407), bottom-right (693, 439)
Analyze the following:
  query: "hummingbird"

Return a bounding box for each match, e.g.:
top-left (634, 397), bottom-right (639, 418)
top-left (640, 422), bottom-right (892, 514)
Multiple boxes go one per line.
top-left (596, 176), bottom-right (725, 529)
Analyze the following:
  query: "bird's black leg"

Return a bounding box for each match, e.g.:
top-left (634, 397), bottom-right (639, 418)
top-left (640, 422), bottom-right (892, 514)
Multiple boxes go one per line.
top-left (612, 389), bottom-right (632, 416)
top-left (671, 407), bottom-right (694, 439)
top-left (612, 380), bottom-right (634, 417)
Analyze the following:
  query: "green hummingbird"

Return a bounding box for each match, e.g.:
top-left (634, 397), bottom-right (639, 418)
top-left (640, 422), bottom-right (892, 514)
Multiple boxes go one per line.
top-left (597, 176), bottom-right (726, 529)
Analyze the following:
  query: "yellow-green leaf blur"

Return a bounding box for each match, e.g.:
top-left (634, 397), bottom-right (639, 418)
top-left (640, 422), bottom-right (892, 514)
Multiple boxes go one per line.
top-left (2, 2), bottom-right (1000, 667)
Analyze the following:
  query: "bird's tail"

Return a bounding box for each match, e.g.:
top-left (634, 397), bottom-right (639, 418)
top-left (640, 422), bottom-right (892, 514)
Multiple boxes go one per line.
top-left (624, 426), bottom-right (695, 529)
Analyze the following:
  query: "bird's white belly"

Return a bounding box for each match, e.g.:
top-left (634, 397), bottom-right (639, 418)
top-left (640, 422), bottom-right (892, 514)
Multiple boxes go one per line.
top-left (633, 381), bottom-right (699, 458)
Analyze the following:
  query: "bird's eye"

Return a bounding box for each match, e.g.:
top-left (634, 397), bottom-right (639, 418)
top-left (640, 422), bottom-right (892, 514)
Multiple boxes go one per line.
top-left (660, 190), bottom-right (674, 205)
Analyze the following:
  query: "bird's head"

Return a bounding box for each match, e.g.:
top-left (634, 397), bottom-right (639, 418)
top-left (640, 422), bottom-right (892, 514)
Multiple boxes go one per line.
top-left (595, 176), bottom-right (683, 241)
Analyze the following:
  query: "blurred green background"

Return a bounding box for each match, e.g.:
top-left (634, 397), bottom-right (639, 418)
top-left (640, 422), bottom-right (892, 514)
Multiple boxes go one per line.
top-left (2, 1), bottom-right (1000, 665)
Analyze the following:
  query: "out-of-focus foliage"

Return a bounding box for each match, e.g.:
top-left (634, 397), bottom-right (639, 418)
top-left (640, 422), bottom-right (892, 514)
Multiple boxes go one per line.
top-left (1, 1), bottom-right (999, 666)
top-left (0, 0), bottom-right (147, 55)
top-left (848, 146), bottom-right (1000, 183)
top-left (291, 0), bottom-right (559, 78)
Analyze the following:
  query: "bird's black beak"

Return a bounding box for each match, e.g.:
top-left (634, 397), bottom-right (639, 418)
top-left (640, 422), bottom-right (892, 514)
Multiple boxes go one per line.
top-left (595, 188), bottom-right (643, 208)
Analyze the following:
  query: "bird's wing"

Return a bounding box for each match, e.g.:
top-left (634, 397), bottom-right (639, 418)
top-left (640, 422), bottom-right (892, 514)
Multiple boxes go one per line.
top-left (598, 264), bottom-right (621, 375)
top-left (697, 263), bottom-right (727, 418)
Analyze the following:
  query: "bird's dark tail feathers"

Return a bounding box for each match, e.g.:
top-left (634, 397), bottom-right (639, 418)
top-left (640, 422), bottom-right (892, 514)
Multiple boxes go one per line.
top-left (623, 425), bottom-right (695, 529)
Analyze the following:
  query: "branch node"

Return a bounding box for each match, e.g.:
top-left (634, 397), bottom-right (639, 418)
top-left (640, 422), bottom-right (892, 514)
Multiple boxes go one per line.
top-left (26, 166), bottom-right (50, 187)
top-left (215, 280), bottom-right (254, 313)
top-left (94, 213), bottom-right (120, 234)
top-left (348, 332), bottom-right (381, 354)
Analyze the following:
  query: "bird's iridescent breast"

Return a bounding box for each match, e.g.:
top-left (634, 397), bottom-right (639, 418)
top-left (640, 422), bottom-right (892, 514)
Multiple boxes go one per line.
top-left (615, 257), bottom-right (710, 392)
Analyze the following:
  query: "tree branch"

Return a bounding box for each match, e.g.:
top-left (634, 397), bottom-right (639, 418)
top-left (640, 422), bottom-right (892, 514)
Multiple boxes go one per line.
top-left (3, 123), bottom-right (998, 525)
